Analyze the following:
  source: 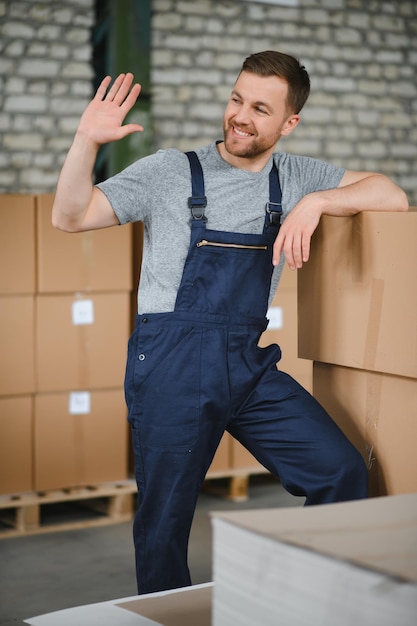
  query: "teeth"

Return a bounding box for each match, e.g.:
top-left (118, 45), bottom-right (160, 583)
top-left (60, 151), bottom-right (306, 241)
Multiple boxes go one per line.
top-left (234, 127), bottom-right (252, 137)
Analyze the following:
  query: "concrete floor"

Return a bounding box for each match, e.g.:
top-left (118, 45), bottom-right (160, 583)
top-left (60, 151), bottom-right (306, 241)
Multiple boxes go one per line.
top-left (0, 475), bottom-right (303, 625)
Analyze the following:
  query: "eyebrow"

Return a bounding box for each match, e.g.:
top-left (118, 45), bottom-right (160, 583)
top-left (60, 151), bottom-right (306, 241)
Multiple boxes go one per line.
top-left (231, 90), bottom-right (273, 113)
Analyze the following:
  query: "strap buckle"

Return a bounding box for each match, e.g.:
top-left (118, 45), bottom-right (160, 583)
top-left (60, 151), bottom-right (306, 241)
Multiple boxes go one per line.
top-left (188, 196), bottom-right (207, 221)
top-left (266, 201), bottom-right (282, 226)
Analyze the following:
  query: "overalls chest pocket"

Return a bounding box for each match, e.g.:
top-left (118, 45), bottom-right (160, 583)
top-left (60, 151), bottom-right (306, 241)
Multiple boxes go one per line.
top-left (179, 227), bottom-right (273, 318)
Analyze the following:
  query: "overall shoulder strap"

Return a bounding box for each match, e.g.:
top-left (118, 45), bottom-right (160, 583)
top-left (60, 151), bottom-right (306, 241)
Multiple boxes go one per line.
top-left (185, 151), bottom-right (207, 221)
top-left (185, 150), bottom-right (282, 227)
top-left (265, 161), bottom-right (283, 228)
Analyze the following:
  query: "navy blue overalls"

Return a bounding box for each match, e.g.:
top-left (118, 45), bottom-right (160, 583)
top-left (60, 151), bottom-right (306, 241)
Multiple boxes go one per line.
top-left (125, 151), bottom-right (368, 595)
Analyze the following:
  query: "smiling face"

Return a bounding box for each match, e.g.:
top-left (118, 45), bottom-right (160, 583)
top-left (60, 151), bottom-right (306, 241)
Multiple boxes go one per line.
top-left (219, 71), bottom-right (300, 171)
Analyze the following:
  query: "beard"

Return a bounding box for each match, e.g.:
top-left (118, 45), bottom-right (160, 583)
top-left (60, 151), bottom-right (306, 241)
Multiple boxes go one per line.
top-left (223, 123), bottom-right (278, 160)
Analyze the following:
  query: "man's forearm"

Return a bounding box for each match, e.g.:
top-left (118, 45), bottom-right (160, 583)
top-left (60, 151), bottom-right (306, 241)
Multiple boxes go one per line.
top-left (52, 131), bottom-right (100, 232)
top-left (273, 172), bottom-right (408, 269)
top-left (320, 173), bottom-right (409, 216)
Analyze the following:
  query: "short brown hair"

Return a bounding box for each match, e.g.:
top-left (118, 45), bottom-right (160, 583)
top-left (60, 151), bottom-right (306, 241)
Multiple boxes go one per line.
top-left (240, 50), bottom-right (310, 114)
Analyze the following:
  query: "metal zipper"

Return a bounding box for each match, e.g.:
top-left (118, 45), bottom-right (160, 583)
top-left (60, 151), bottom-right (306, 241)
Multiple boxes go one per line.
top-left (197, 239), bottom-right (267, 251)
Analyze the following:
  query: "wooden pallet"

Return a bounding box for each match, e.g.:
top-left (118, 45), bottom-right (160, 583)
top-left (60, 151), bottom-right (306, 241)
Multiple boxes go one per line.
top-left (0, 480), bottom-right (138, 539)
top-left (204, 467), bottom-right (269, 502)
top-left (0, 471), bottom-right (271, 538)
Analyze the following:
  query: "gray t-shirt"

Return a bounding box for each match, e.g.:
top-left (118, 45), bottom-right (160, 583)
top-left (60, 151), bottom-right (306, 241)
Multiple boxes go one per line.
top-left (97, 142), bottom-right (344, 314)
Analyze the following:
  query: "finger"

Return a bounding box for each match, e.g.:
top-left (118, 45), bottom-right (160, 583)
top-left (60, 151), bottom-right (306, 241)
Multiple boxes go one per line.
top-left (292, 234), bottom-right (303, 269)
top-left (302, 234), bottom-right (311, 263)
top-left (285, 247), bottom-right (296, 271)
top-left (280, 234), bottom-right (296, 271)
top-left (120, 83), bottom-right (142, 113)
top-left (272, 233), bottom-right (284, 266)
top-left (112, 73), bottom-right (136, 105)
top-left (105, 73), bottom-right (127, 101)
top-left (116, 123), bottom-right (144, 139)
top-left (95, 75), bottom-right (112, 100)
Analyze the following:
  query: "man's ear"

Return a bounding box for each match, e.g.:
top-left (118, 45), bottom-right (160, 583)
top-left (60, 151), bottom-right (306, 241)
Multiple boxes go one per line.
top-left (281, 114), bottom-right (300, 136)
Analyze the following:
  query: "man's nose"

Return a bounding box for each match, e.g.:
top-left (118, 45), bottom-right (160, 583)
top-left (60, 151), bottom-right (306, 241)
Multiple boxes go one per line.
top-left (233, 105), bottom-right (252, 126)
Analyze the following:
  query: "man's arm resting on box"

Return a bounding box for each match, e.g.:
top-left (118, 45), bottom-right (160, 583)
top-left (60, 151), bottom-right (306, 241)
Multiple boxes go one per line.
top-left (273, 170), bottom-right (409, 270)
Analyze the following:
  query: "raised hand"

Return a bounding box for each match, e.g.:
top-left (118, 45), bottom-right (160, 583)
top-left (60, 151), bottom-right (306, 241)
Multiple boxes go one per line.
top-left (77, 73), bottom-right (144, 146)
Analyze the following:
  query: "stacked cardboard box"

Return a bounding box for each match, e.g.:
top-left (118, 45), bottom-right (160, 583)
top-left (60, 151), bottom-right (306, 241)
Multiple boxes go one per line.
top-left (0, 195), bottom-right (36, 494)
top-left (260, 263), bottom-right (313, 393)
top-left (0, 194), bottom-right (133, 495)
top-left (298, 212), bottom-right (417, 496)
top-left (0, 196), bottom-right (312, 493)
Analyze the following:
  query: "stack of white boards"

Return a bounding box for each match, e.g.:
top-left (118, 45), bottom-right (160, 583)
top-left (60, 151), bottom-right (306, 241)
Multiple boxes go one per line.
top-left (211, 492), bottom-right (417, 626)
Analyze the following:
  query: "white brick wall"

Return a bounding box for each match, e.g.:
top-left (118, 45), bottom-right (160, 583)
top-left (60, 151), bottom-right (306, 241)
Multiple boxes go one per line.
top-left (0, 0), bottom-right (416, 205)
top-left (0, 0), bottom-right (94, 192)
top-left (151, 0), bottom-right (417, 205)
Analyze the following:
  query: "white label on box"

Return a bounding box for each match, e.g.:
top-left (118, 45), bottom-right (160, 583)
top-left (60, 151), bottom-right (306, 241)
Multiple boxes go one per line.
top-left (69, 391), bottom-right (91, 415)
top-left (72, 299), bottom-right (94, 325)
top-left (267, 306), bottom-right (284, 330)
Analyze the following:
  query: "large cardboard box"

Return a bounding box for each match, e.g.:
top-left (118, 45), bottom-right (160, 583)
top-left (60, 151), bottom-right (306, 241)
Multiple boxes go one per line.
top-left (0, 194), bottom-right (36, 294)
top-left (0, 296), bottom-right (35, 396)
top-left (207, 433), bottom-right (264, 476)
top-left (208, 433), bottom-right (230, 474)
top-left (34, 388), bottom-right (128, 491)
top-left (313, 362), bottom-right (417, 497)
top-left (230, 437), bottom-right (263, 471)
top-left (261, 264), bottom-right (312, 391)
top-left (261, 287), bottom-right (312, 393)
top-left (298, 212), bottom-right (417, 378)
top-left (36, 194), bottom-right (133, 293)
top-left (0, 396), bottom-right (33, 494)
top-left (35, 292), bottom-right (130, 392)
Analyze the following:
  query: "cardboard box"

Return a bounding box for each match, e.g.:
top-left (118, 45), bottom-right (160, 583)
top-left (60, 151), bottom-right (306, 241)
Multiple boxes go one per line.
top-left (34, 388), bottom-right (128, 491)
top-left (261, 287), bottom-right (313, 393)
top-left (0, 194), bottom-right (36, 294)
top-left (117, 583), bottom-right (212, 625)
top-left (230, 437), bottom-right (263, 471)
top-left (0, 396), bottom-right (33, 494)
top-left (208, 432), bottom-right (230, 474)
top-left (35, 292), bottom-right (130, 392)
top-left (24, 583), bottom-right (213, 625)
top-left (298, 212), bottom-right (417, 378)
top-left (276, 261), bottom-right (297, 292)
top-left (211, 494), bottom-right (417, 626)
top-left (0, 296), bottom-right (35, 396)
top-left (36, 194), bottom-right (133, 293)
top-left (313, 362), bottom-right (417, 497)
top-left (207, 433), bottom-right (264, 475)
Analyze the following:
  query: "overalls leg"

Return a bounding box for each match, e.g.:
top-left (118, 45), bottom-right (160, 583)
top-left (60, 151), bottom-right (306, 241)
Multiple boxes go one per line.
top-left (126, 319), bottom-right (230, 594)
top-left (228, 362), bottom-right (368, 504)
top-left (131, 437), bottom-right (219, 594)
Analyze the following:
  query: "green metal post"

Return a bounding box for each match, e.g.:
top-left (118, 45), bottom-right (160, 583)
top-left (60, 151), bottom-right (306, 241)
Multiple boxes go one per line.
top-left (109, 0), bottom-right (152, 175)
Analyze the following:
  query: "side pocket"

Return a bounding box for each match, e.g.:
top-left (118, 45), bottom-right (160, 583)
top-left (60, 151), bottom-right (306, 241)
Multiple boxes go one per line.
top-left (124, 325), bottom-right (140, 423)
top-left (135, 328), bottom-right (203, 450)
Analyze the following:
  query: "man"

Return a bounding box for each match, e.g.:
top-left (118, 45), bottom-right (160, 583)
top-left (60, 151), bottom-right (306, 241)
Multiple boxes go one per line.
top-left (52, 51), bottom-right (408, 595)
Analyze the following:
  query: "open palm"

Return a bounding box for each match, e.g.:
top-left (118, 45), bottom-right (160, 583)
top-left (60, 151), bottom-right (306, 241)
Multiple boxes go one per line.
top-left (78, 73), bottom-right (144, 145)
